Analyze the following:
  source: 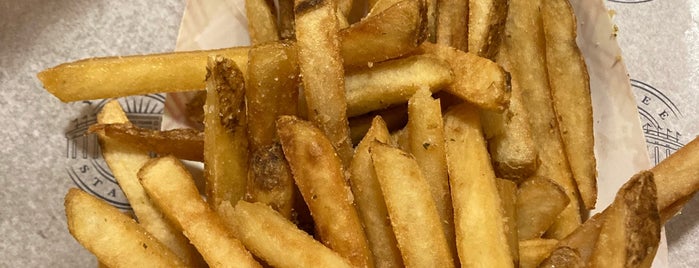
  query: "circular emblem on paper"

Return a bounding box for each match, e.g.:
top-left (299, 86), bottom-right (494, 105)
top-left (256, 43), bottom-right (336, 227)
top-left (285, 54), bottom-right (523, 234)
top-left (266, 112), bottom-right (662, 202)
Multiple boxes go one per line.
top-left (632, 79), bottom-right (685, 165)
top-left (64, 95), bottom-right (165, 209)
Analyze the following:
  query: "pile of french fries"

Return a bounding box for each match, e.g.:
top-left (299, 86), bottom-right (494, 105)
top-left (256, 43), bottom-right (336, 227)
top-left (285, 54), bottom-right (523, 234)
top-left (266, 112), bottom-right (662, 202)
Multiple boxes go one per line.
top-left (39, 0), bottom-right (699, 267)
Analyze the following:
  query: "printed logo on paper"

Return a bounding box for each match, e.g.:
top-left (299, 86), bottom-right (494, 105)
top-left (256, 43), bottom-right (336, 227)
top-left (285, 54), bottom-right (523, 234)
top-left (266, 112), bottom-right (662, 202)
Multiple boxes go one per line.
top-left (632, 79), bottom-right (685, 165)
top-left (65, 95), bottom-right (164, 209)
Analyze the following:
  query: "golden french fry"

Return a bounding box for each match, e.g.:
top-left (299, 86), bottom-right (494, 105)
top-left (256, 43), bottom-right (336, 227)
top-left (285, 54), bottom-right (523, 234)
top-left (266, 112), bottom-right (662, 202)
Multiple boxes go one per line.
top-left (93, 101), bottom-right (202, 267)
top-left (349, 117), bottom-right (404, 268)
top-left (517, 177), bottom-right (571, 240)
top-left (38, 47), bottom-right (249, 102)
top-left (65, 188), bottom-right (186, 268)
top-left (371, 142), bottom-right (455, 268)
top-left (661, 193), bottom-right (695, 223)
top-left (245, 0), bottom-right (280, 44)
top-left (219, 201), bottom-right (354, 268)
top-left (346, 54), bottom-right (453, 117)
top-left (294, 0), bottom-right (354, 166)
top-left (556, 212), bottom-right (605, 264)
top-left (89, 123), bottom-right (204, 162)
top-left (390, 126), bottom-right (410, 152)
top-left (419, 43), bottom-right (511, 111)
top-left (277, 116), bottom-right (373, 268)
top-left (203, 56), bottom-right (248, 208)
top-left (651, 136), bottom-right (699, 213)
top-left (496, 178), bottom-right (519, 266)
top-left (443, 103), bottom-right (513, 267)
top-left (349, 104), bottom-right (408, 145)
top-left (542, 0), bottom-right (597, 210)
top-left (406, 87), bottom-right (456, 259)
top-left (480, 72), bottom-right (538, 182)
top-left (435, 0), bottom-right (468, 51)
top-left (138, 156), bottom-right (261, 268)
top-left (340, 0), bottom-right (427, 67)
top-left (539, 246), bottom-right (584, 268)
top-left (245, 42), bottom-right (299, 217)
top-left (500, 0), bottom-right (581, 238)
top-left (589, 171), bottom-right (660, 268)
top-left (367, 0), bottom-right (403, 15)
top-left (518, 239), bottom-right (558, 268)
top-left (468, 0), bottom-right (508, 59)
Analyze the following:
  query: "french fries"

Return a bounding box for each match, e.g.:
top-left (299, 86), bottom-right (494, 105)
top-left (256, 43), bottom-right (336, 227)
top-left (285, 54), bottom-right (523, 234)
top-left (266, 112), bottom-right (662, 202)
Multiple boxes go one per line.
top-left (444, 103), bottom-right (514, 267)
top-left (500, 0), bottom-right (582, 238)
top-left (203, 56), bottom-right (249, 209)
top-left (65, 188), bottom-right (186, 268)
top-left (294, 0), bottom-right (354, 166)
top-left (219, 201), bottom-right (354, 268)
top-left (349, 117), bottom-right (404, 268)
top-left (371, 142), bottom-right (455, 268)
top-left (44, 0), bottom-right (699, 266)
top-left (542, 0), bottom-right (597, 210)
top-left (345, 54), bottom-right (453, 117)
top-left (138, 156), bottom-right (261, 268)
top-left (277, 116), bottom-right (373, 268)
top-left (93, 101), bottom-right (202, 266)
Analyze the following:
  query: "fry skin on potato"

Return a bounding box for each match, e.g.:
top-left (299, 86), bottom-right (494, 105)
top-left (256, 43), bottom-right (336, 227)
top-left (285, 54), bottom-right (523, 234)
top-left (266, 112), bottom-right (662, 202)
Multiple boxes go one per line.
top-left (65, 188), bottom-right (186, 268)
top-left (443, 103), bottom-right (513, 267)
top-left (371, 142), bottom-right (455, 268)
top-left (542, 0), bottom-right (597, 210)
top-left (468, 0), bottom-right (508, 59)
top-left (245, 0), bottom-right (280, 44)
top-left (89, 123), bottom-right (204, 162)
top-left (349, 117), bottom-right (404, 268)
top-left (93, 101), bottom-right (202, 267)
top-left (139, 156), bottom-right (261, 268)
top-left (219, 201), bottom-right (354, 268)
top-left (435, 0), bottom-right (468, 51)
top-left (277, 115), bottom-right (373, 268)
top-left (495, 178), bottom-right (519, 266)
top-left (517, 177), bottom-right (570, 240)
top-left (203, 56), bottom-right (248, 209)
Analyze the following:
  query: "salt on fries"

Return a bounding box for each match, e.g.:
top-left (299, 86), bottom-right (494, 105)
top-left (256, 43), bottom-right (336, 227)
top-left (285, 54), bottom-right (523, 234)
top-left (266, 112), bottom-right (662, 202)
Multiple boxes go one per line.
top-left (40, 0), bottom-right (699, 267)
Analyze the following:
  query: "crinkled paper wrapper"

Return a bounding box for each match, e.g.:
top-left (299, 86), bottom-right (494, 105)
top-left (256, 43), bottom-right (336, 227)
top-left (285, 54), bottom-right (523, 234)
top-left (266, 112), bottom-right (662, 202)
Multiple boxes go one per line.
top-left (162, 0), bottom-right (667, 266)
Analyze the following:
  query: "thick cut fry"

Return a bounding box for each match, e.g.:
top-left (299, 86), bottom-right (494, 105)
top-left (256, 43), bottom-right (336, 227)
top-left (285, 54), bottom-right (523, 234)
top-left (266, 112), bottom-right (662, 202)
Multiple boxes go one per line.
top-left (406, 87), bottom-right (456, 260)
top-left (277, 116), bottom-right (373, 268)
top-left (204, 56), bottom-right (248, 208)
top-left (539, 246), bottom-right (584, 268)
top-left (589, 171), bottom-right (660, 268)
top-left (246, 0), bottom-right (280, 44)
top-left (496, 178), bottom-right (519, 266)
top-left (93, 101), bottom-right (201, 266)
top-left (555, 212), bottom-right (605, 264)
top-left (219, 201), bottom-right (354, 268)
top-left (138, 156), bottom-right (261, 268)
top-left (294, 0), bottom-right (354, 167)
top-left (89, 123), bottom-right (203, 162)
top-left (435, 0), bottom-right (468, 51)
top-left (419, 43), bottom-right (510, 111)
top-left (517, 177), bottom-right (570, 240)
top-left (518, 239), bottom-right (558, 268)
top-left (443, 103), bottom-right (513, 267)
top-left (467, 0), bottom-right (508, 59)
top-left (38, 47), bottom-right (249, 102)
top-left (65, 189), bottom-right (186, 268)
top-left (345, 55), bottom-right (453, 117)
top-left (500, 0), bottom-right (581, 238)
top-left (370, 142), bottom-right (455, 268)
top-left (480, 68), bottom-right (538, 182)
top-left (349, 117), bottom-right (404, 268)
top-left (349, 105), bottom-right (408, 145)
top-left (651, 136), bottom-right (699, 213)
top-left (542, 0), bottom-right (597, 210)
top-left (340, 0), bottom-right (428, 67)
top-left (245, 42), bottom-right (299, 217)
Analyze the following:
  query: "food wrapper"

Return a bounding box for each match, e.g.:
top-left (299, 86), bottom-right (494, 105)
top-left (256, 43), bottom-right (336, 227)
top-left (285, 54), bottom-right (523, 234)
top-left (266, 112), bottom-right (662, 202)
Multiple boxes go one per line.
top-left (159, 0), bottom-right (670, 265)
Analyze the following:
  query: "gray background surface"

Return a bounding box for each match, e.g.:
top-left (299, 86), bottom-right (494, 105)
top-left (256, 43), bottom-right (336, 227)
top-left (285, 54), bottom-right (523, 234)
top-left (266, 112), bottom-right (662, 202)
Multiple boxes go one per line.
top-left (0, 0), bottom-right (696, 267)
